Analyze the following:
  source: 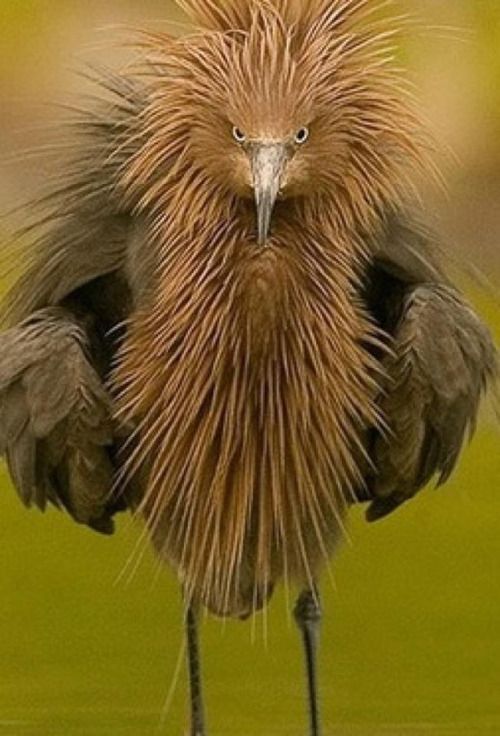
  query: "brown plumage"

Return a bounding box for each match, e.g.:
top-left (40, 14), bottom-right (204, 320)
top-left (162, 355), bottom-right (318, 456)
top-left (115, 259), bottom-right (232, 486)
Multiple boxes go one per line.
top-left (114, 0), bottom-right (431, 617)
top-left (0, 1), bottom-right (497, 732)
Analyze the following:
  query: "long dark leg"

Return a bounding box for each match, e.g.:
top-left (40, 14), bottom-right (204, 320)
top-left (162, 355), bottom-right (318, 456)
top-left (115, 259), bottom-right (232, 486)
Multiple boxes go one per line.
top-left (294, 588), bottom-right (322, 736)
top-left (185, 603), bottom-right (206, 736)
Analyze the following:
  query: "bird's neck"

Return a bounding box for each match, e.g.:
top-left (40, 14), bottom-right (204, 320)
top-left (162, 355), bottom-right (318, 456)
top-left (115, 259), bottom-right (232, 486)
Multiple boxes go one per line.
top-left (116, 207), bottom-right (381, 444)
top-left (113, 210), bottom-right (382, 617)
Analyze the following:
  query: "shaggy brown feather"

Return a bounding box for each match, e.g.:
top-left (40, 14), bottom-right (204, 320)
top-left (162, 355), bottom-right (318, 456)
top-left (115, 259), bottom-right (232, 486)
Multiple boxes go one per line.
top-left (112, 0), bottom-right (430, 616)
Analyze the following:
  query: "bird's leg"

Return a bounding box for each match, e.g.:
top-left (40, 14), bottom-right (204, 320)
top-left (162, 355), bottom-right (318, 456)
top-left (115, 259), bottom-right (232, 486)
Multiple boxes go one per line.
top-left (185, 602), bottom-right (206, 736)
top-left (294, 587), bottom-right (322, 736)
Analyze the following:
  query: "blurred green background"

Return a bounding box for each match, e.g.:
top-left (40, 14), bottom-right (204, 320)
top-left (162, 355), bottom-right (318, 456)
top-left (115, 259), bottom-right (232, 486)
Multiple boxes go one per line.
top-left (0, 2), bottom-right (499, 735)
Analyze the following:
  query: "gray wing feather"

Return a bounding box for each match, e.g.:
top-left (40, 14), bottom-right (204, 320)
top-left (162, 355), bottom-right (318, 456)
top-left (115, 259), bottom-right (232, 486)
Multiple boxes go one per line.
top-left (371, 208), bottom-right (447, 284)
top-left (0, 69), bottom-right (146, 532)
top-left (3, 71), bottom-right (145, 324)
top-left (0, 308), bottom-right (119, 534)
top-left (368, 284), bottom-right (497, 521)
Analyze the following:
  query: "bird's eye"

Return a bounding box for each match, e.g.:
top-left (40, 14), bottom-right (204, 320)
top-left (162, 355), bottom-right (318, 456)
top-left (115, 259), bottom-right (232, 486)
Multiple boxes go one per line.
top-left (295, 127), bottom-right (310, 145)
top-left (232, 127), bottom-right (246, 144)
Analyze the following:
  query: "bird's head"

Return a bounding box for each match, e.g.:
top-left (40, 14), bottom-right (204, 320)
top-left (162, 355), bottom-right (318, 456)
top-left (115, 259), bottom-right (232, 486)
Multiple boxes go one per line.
top-left (224, 128), bottom-right (313, 246)
top-left (127, 0), bottom-right (430, 244)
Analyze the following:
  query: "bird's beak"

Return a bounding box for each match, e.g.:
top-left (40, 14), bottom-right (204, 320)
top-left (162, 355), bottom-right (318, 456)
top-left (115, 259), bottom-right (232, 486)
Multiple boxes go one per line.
top-left (250, 143), bottom-right (288, 246)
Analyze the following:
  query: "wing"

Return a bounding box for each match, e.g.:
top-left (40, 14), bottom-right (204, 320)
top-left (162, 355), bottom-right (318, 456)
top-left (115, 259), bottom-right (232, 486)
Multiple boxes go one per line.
top-left (368, 207), bottom-right (447, 285)
top-left (0, 71), bottom-right (153, 531)
top-left (366, 275), bottom-right (497, 521)
top-left (0, 308), bottom-right (127, 534)
top-left (2, 69), bottom-right (146, 327)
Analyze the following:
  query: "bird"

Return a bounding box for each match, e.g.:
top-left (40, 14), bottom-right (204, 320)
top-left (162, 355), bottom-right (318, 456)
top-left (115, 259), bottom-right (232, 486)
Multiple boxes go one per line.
top-left (0, 1), bottom-right (497, 734)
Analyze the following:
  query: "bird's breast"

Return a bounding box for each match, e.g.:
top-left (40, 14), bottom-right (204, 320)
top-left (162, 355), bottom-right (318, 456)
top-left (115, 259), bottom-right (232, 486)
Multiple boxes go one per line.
top-left (114, 233), bottom-right (381, 617)
top-left (236, 247), bottom-right (291, 352)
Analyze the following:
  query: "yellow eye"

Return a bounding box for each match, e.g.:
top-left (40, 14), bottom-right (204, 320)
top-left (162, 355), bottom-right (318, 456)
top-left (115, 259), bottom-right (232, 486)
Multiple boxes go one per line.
top-left (232, 126), bottom-right (246, 144)
top-left (295, 127), bottom-right (310, 145)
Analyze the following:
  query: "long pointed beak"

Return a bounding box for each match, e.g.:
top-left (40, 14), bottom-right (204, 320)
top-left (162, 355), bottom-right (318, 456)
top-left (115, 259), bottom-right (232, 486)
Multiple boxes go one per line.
top-left (250, 143), bottom-right (288, 246)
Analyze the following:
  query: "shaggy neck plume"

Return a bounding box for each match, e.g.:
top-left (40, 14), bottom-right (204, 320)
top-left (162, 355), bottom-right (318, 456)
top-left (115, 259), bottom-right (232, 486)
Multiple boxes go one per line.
top-left (112, 0), bottom-right (429, 616)
top-left (114, 178), bottom-right (383, 616)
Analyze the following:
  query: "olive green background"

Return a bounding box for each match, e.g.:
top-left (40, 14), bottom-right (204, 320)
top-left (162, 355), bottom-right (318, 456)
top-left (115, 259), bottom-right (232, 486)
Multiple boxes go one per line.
top-left (0, 2), bottom-right (499, 734)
